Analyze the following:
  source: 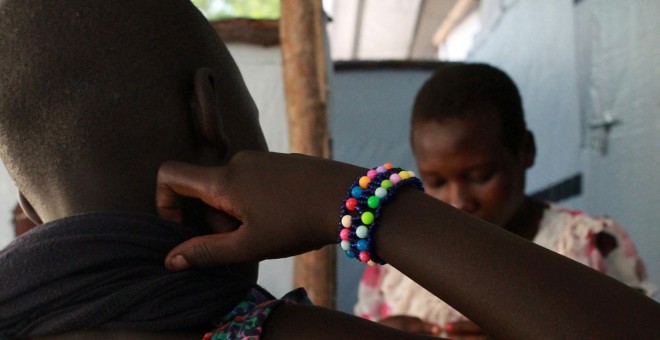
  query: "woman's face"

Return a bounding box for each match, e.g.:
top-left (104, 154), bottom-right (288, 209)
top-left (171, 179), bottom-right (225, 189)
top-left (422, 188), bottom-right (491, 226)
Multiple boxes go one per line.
top-left (412, 114), bottom-right (531, 227)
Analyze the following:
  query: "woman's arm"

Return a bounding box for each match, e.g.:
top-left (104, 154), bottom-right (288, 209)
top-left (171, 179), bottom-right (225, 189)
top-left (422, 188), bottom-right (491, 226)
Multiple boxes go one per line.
top-left (157, 151), bottom-right (660, 339)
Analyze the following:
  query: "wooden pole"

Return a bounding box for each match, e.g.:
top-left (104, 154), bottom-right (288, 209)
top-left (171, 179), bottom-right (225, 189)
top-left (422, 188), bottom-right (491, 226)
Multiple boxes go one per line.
top-left (279, 0), bottom-right (334, 308)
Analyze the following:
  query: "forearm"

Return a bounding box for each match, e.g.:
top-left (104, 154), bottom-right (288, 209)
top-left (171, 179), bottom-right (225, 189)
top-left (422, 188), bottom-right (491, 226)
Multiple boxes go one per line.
top-left (158, 153), bottom-right (660, 338)
top-left (375, 188), bottom-right (660, 339)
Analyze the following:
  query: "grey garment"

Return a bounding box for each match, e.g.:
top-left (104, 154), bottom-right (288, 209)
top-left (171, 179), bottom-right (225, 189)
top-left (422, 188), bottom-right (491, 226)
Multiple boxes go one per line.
top-left (0, 213), bottom-right (257, 338)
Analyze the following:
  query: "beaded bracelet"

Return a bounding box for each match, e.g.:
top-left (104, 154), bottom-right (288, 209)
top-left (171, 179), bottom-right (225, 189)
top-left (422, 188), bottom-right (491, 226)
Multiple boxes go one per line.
top-left (337, 163), bottom-right (424, 266)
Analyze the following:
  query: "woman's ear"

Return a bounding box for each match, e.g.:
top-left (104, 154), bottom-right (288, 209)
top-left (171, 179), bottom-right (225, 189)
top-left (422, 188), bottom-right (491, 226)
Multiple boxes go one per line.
top-left (18, 192), bottom-right (43, 225)
top-left (191, 67), bottom-right (231, 159)
top-left (520, 130), bottom-right (536, 169)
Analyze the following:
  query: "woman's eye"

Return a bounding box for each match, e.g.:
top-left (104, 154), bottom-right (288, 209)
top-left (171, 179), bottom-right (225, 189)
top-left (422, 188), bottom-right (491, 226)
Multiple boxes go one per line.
top-left (424, 178), bottom-right (446, 188)
top-left (469, 171), bottom-right (495, 184)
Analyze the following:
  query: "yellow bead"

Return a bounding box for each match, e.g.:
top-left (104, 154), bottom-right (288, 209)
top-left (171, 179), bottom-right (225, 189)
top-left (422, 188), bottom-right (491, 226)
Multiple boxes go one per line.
top-left (368, 260), bottom-right (377, 267)
top-left (399, 171), bottom-right (410, 180)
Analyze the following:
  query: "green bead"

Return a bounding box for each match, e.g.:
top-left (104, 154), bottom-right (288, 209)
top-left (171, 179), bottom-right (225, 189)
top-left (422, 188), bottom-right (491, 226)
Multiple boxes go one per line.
top-left (381, 179), bottom-right (393, 189)
top-left (367, 196), bottom-right (380, 209)
top-left (361, 211), bottom-right (374, 225)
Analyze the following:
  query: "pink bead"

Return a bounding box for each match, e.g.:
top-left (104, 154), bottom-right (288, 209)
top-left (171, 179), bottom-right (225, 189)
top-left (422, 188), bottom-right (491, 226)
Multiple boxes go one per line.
top-left (376, 166), bottom-right (386, 173)
top-left (389, 174), bottom-right (401, 185)
top-left (367, 169), bottom-right (378, 179)
top-left (359, 251), bottom-right (370, 262)
top-left (340, 228), bottom-right (351, 241)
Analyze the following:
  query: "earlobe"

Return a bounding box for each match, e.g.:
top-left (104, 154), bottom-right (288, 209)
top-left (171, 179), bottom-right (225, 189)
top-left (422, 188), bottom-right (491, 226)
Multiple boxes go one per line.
top-left (191, 67), bottom-right (231, 158)
top-left (18, 192), bottom-right (43, 225)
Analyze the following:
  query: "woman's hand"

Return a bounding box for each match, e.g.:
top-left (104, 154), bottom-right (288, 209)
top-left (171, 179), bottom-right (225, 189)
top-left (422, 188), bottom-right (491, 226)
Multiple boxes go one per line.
top-left (378, 315), bottom-right (441, 336)
top-left (444, 320), bottom-right (489, 339)
top-left (156, 151), bottom-right (364, 271)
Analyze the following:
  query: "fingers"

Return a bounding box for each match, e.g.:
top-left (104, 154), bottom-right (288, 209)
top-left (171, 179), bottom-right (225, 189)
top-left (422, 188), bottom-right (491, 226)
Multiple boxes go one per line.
top-left (156, 161), bottom-right (223, 223)
top-left (413, 321), bottom-right (441, 337)
top-left (379, 315), bottom-right (441, 336)
top-left (445, 320), bottom-right (487, 338)
top-left (164, 232), bottom-right (248, 271)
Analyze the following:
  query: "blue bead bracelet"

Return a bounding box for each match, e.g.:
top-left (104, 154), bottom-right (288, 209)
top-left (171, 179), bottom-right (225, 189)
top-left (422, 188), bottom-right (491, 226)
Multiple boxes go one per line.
top-left (338, 163), bottom-right (424, 266)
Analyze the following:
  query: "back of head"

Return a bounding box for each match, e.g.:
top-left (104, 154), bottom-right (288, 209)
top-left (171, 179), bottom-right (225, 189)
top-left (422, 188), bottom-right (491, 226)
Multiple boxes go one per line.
top-left (412, 63), bottom-right (526, 153)
top-left (0, 0), bottom-right (263, 220)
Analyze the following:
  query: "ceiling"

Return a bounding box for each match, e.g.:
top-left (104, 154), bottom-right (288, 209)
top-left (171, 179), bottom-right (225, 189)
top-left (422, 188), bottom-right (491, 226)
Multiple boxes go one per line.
top-left (326, 0), bottom-right (477, 60)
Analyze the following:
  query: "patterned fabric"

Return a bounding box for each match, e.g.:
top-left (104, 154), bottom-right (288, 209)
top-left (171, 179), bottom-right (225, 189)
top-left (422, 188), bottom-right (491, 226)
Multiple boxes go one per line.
top-left (205, 287), bottom-right (311, 340)
top-left (354, 204), bottom-right (657, 326)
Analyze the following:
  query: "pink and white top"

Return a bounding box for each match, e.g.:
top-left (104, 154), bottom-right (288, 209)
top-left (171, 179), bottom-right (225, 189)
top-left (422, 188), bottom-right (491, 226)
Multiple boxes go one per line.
top-left (354, 204), bottom-right (657, 326)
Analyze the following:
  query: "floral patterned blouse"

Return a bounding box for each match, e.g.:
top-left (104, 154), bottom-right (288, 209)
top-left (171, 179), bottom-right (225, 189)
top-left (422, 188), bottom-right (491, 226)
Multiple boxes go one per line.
top-left (354, 204), bottom-right (657, 326)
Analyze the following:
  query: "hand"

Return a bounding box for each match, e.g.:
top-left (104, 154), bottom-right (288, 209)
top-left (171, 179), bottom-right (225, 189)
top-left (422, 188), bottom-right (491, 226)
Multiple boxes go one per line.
top-left (378, 315), bottom-right (441, 336)
top-left (156, 151), bottom-right (364, 271)
top-left (444, 320), bottom-right (489, 339)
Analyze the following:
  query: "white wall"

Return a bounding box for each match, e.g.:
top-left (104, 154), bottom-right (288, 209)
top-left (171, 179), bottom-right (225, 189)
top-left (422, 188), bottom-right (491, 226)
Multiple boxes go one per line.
top-left (468, 0), bottom-right (583, 202)
top-left (0, 165), bottom-right (18, 249)
top-left (574, 0), bottom-right (660, 297)
top-left (467, 0), bottom-right (659, 298)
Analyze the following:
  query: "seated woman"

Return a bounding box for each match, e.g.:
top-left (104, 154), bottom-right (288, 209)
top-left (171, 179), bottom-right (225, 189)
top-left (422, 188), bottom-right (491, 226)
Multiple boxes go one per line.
top-left (354, 63), bottom-right (656, 337)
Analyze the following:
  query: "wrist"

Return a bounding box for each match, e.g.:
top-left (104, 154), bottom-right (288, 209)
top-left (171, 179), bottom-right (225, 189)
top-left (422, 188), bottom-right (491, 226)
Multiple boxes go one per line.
top-left (336, 163), bottom-right (423, 265)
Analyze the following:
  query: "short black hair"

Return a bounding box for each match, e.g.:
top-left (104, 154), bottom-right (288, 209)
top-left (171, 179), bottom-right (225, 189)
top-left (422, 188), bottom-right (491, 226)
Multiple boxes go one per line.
top-left (412, 63), bottom-right (527, 153)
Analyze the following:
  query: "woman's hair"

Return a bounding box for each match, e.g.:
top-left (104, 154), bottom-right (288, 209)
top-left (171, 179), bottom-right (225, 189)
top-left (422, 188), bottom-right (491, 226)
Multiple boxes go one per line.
top-left (412, 63), bottom-right (527, 153)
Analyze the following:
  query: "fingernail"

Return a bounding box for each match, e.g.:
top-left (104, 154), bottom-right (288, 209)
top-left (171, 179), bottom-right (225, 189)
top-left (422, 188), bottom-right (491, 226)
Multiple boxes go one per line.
top-left (431, 325), bottom-right (441, 335)
top-left (444, 322), bottom-right (453, 333)
top-left (170, 255), bottom-right (190, 270)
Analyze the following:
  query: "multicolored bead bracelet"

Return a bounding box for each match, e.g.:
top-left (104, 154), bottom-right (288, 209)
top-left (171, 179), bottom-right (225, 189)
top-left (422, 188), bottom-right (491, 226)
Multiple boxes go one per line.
top-left (338, 163), bottom-right (424, 266)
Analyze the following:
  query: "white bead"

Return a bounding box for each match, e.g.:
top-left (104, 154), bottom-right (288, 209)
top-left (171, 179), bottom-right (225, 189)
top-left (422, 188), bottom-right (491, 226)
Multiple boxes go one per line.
top-left (356, 225), bottom-right (369, 238)
top-left (341, 215), bottom-right (352, 228)
top-left (340, 240), bottom-right (351, 251)
top-left (407, 170), bottom-right (416, 178)
top-left (375, 187), bottom-right (387, 198)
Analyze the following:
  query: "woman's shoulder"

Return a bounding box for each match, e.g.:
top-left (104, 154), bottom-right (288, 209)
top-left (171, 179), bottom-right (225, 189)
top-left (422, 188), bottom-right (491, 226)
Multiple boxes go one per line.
top-left (536, 204), bottom-right (656, 296)
top-left (534, 203), bottom-right (628, 262)
top-left (538, 204), bottom-right (621, 237)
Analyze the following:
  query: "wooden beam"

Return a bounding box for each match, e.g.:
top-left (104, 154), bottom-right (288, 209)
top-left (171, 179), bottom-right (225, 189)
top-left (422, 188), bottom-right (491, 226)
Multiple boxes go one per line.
top-left (409, 0), bottom-right (458, 59)
top-left (211, 19), bottom-right (279, 46)
top-left (279, 0), bottom-right (335, 309)
top-left (432, 0), bottom-right (478, 47)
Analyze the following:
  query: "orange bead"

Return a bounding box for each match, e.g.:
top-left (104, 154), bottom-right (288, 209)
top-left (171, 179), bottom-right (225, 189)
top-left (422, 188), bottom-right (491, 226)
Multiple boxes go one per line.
top-left (359, 176), bottom-right (371, 189)
top-left (383, 163), bottom-right (394, 170)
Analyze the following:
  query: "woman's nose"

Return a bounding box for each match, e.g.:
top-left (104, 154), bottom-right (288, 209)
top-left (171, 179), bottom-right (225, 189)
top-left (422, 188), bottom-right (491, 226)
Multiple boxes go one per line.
top-left (444, 183), bottom-right (477, 214)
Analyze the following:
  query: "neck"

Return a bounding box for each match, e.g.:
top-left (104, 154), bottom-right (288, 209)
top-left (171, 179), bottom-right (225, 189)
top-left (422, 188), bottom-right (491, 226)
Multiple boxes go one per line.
top-left (32, 170), bottom-right (158, 223)
top-left (502, 197), bottom-right (547, 241)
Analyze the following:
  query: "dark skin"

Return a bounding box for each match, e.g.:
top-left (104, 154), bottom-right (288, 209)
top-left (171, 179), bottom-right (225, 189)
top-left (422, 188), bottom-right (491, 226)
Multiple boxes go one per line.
top-left (390, 112), bottom-right (620, 338)
top-left (24, 67), bottom-right (264, 339)
top-left (394, 111), bottom-right (616, 337)
top-left (3, 1), bottom-right (259, 338)
top-left (7, 2), bottom-right (653, 338)
top-left (374, 113), bottom-right (542, 337)
top-left (154, 151), bottom-right (660, 339)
